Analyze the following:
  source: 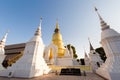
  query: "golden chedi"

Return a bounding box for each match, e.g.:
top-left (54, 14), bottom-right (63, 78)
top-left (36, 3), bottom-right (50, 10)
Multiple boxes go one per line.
top-left (52, 21), bottom-right (65, 58)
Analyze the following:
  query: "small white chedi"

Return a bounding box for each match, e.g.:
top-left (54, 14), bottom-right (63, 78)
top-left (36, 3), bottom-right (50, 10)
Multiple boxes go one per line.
top-left (84, 49), bottom-right (90, 66)
top-left (0, 18), bottom-right (50, 78)
top-left (88, 39), bottom-right (103, 72)
top-left (0, 32), bottom-right (8, 70)
top-left (95, 8), bottom-right (120, 80)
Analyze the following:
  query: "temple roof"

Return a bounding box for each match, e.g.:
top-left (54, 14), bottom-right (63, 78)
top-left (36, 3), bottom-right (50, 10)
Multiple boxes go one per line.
top-left (2, 43), bottom-right (25, 68)
top-left (5, 43), bottom-right (25, 54)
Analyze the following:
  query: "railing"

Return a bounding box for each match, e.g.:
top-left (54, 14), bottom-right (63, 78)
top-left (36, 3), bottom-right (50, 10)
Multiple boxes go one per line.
top-left (49, 65), bottom-right (92, 72)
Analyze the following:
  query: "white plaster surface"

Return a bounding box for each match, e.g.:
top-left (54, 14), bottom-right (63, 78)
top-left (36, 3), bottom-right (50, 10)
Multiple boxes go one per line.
top-left (96, 28), bottom-right (120, 80)
top-left (0, 27), bottom-right (50, 78)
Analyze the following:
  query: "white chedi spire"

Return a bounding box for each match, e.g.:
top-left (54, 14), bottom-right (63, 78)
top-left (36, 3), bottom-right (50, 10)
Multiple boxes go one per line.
top-left (69, 45), bottom-right (73, 58)
top-left (30, 17), bottom-right (43, 42)
top-left (0, 31), bottom-right (8, 55)
top-left (95, 7), bottom-right (120, 40)
top-left (84, 49), bottom-right (88, 58)
top-left (0, 31), bottom-right (8, 46)
top-left (95, 7), bottom-right (120, 80)
top-left (34, 17), bottom-right (42, 36)
top-left (95, 7), bottom-right (110, 31)
top-left (88, 38), bottom-right (94, 51)
top-left (34, 27), bottom-right (41, 36)
top-left (64, 46), bottom-right (70, 57)
top-left (84, 48), bottom-right (90, 65)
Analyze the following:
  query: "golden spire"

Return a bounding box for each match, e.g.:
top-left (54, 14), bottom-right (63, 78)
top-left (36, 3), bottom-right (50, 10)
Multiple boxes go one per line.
top-left (54, 19), bottom-right (60, 33)
top-left (56, 19), bottom-right (59, 29)
top-left (52, 20), bottom-right (65, 57)
top-left (49, 48), bottom-right (53, 60)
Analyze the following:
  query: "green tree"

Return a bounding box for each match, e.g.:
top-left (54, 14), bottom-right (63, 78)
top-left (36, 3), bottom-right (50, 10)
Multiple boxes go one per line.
top-left (80, 58), bottom-right (85, 65)
top-left (95, 47), bottom-right (107, 62)
top-left (66, 44), bottom-right (78, 59)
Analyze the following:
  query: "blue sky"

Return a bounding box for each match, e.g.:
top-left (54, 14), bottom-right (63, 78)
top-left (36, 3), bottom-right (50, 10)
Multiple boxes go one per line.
top-left (0, 0), bottom-right (120, 58)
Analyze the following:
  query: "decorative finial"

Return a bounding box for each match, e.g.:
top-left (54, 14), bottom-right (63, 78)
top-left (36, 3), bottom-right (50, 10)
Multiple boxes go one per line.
top-left (88, 37), bottom-right (94, 51)
top-left (6, 30), bottom-right (9, 33)
top-left (94, 7), bottom-right (103, 21)
top-left (34, 17), bottom-right (42, 36)
top-left (88, 37), bottom-right (90, 43)
top-left (56, 18), bottom-right (58, 22)
top-left (0, 31), bottom-right (9, 46)
top-left (56, 18), bottom-right (59, 29)
top-left (39, 16), bottom-right (42, 29)
top-left (54, 19), bottom-right (60, 33)
top-left (95, 7), bottom-right (98, 11)
top-left (94, 7), bottom-right (110, 30)
top-left (83, 47), bottom-right (88, 58)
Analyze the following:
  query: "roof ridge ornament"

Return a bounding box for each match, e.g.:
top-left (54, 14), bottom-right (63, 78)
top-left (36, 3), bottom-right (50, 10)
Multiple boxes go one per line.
top-left (88, 37), bottom-right (94, 51)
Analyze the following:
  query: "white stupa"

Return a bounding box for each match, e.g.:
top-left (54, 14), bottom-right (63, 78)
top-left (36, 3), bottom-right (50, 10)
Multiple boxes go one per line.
top-left (88, 39), bottom-right (103, 72)
top-left (0, 18), bottom-right (50, 78)
top-left (95, 8), bottom-right (120, 80)
top-left (44, 42), bottom-right (58, 65)
top-left (84, 49), bottom-right (90, 66)
top-left (0, 32), bottom-right (8, 70)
